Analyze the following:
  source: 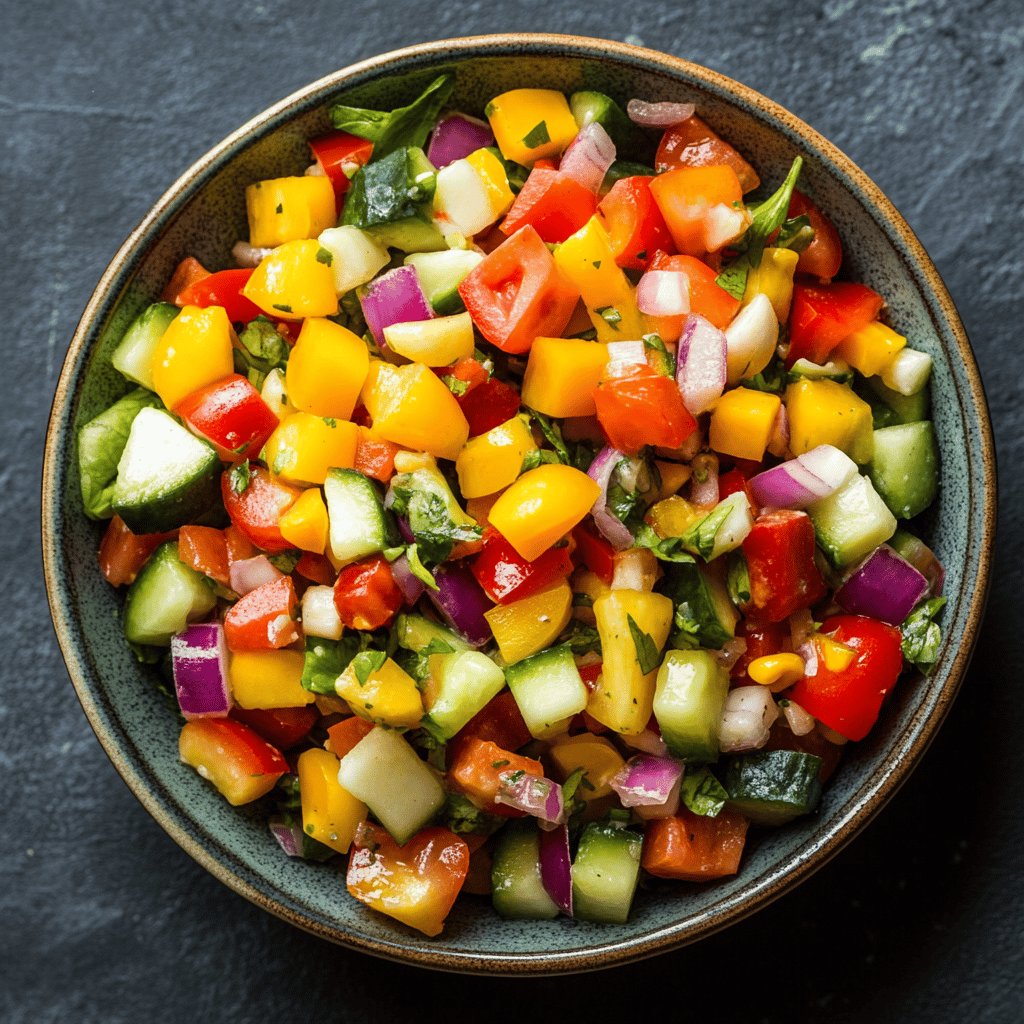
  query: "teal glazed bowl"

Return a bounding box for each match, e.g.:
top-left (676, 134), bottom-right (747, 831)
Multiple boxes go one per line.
top-left (43, 34), bottom-right (996, 974)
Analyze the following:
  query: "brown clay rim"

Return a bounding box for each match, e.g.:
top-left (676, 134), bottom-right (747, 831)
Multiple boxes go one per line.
top-left (42, 33), bottom-right (996, 975)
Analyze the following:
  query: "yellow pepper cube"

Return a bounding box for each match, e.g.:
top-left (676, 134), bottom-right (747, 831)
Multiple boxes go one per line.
top-left (785, 378), bottom-right (874, 464)
top-left (455, 414), bottom-right (537, 499)
top-left (646, 495), bottom-right (703, 539)
top-left (465, 148), bottom-right (516, 216)
top-left (833, 321), bottom-right (907, 378)
top-left (587, 590), bottom-right (673, 735)
top-left (553, 218), bottom-right (650, 342)
top-left (742, 247), bottom-right (799, 323)
top-left (362, 361), bottom-right (469, 461)
top-left (245, 176), bottom-right (337, 248)
top-left (383, 312), bottom-right (476, 367)
top-left (242, 239), bottom-right (339, 320)
top-left (484, 580), bottom-right (573, 665)
top-left (153, 305), bottom-right (234, 410)
top-left (229, 649), bottom-right (313, 709)
top-left (263, 413), bottom-right (358, 486)
top-left (278, 487), bottom-right (329, 553)
top-left (521, 337), bottom-right (611, 418)
top-left (335, 656), bottom-right (424, 729)
top-left (286, 317), bottom-right (369, 420)
top-left (488, 464), bottom-right (601, 562)
top-left (709, 387), bottom-right (783, 462)
top-left (548, 734), bottom-right (625, 800)
top-left (485, 88), bottom-right (579, 165)
top-left (297, 748), bottom-right (366, 854)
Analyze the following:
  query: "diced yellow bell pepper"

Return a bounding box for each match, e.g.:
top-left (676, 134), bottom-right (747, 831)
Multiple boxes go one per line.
top-left (383, 312), bottom-right (475, 367)
top-left (362, 361), bottom-right (469, 461)
top-left (485, 88), bottom-right (579, 165)
top-left (153, 304), bottom-right (234, 410)
top-left (709, 387), bottom-right (782, 462)
top-left (587, 590), bottom-right (674, 735)
top-left (520, 337), bottom-right (611, 418)
top-left (297, 748), bottom-right (366, 854)
top-left (553, 218), bottom-right (650, 343)
top-left (785, 378), bottom-right (874, 464)
top-left (286, 317), bottom-right (369, 420)
top-left (229, 650), bottom-right (313, 709)
top-left (335, 656), bottom-right (424, 729)
top-left (652, 460), bottom-right (692, 502)
top-left (548, 734), bottom-right (625, 800)
top-left (245, 176), bottom-right (337, 248)
top-left (833, 320), bottom-right (907, 378)
top-left (646, 495), bottom-right (703, 538)
top-left (742, 247), bottom-right (799, 323)
top-left (464, 147), bottom-right (516, 216)
top-left (242, 239), bottom-right (339, 320)
top-left (488, 464), bottom-right (601, 562)
top-left (263, 413), bottom-right (358, 485)
top-left (484, 580), bottom-right (573, 665)
top-left (455, 414), bottom-right (537, 499)
top-left (278, 487), bottom-right (328, 553)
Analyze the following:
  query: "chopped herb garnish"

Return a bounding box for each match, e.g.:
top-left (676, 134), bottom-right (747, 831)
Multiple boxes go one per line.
top-left (351, 649), bottom-right (388, 686)
top-left (316, 246), bottom-right (334, 266)
top-left (228, 461), bottom-right (251, 495)
top-left (627, 614), bottom-right (660, 674)
top-left (522, 120), bottom-right (550, 149)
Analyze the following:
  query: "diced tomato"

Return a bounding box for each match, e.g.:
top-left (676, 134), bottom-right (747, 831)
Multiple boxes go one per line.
top-left (458, 225), bottom-right (579, 354)
top-left (649, 165), bottom-right (744, 256)
top-left (176, 268), bottom-right (264, 324)
top-left (224, 575), bottom-right (300, 652)
top-left (789, 615), bottom-right (904, 742)
top-left (641, 808), bottom-right (749, 880)
top-left (717, 468), bottom-right (759, 516)
top-left (572, 521), bottom-right (616, 584)
top-left (646, 251), bottom-right (741, 337)
top-left (500, 168), bottom-right (598, 244)
top-left (655, 115), bottom-right (761, 193)
top-left (471, 528), bottom-right (573, 604)
top-left (98, 516), bottom-right (175, 587)
top-left (448, 737), bottom-right (544, 817)
top-left (594, 362), bottom-right (697, 455)
top-left (325, 715), bottom-right (376, 758)
top-left (788, 190), bottom-right (843, 281)
top-left (308, 131), bottom-right (374, 200)
top-left (295, 552), bottom-right (336, 585)
top-left (730, 618), bottom-right (790, 682)
top-left (230, 705), bottom-right (317, 750)
top-left (347, 822), bottom-right (469, 937)
top-left (175, 374), bottom-right (279, 463)
top-left (178, 525), bottom-right (230, 587)
top-left (354, 427), bottom-right (401, 484)
top-left (741, 510), bottom-right (827, 623)
top-left (596, 176), bottom-right (674, 270)
top-left (333, 555), bottom-right (403, 631)
top-left (457, 376), bottom-right (522, 437)
top-left (440, 356), bottom-right (490, 395)
top-left (787, 280), bottom-right (884, 366)
top-left (224, 523), bottom-right (256, 563)
top-left (221, 465), bottom-right (302, 553)
top-left (161, 256), bottom-right (210, 304)
top-left (578, 662), bottom-right (603, 692)
top-left (450, 690), bottom-right (531, 762)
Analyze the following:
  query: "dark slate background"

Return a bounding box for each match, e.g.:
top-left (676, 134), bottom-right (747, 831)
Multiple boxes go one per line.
top-left (5, 1), bottom-right (1021, 1020)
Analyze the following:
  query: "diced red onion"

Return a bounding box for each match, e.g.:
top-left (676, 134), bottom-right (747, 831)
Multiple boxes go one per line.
top-left (559, 122), bottom-right (616, 194)
top-left (893, 534), bottom-right (945, 596)
top-left (634, 776), bottom-right (682, 821)
top-left (835, 544), bottom-right (930, 625)
top-left (715, 635), bottom-right (748, 670)
top-left (495, 772), bottom-right (565, 826)
top-left (390, 553), bottom-right (426, 606)
top-left (789, 608), bottom-right (816, 650)
top-left (269, 819), bottom-right (303, 858)
top-left (676, 314), bottom-right (727, 416)
top-left (359, 265), bottom-right (434, 345)
top-left (781, 700), bottom-right (816, 737)
top-left (748, 445), bottom-right (858, 510)
top-left (427, 113), bottom-right (495, 168)
top-left (610, 755), bottom-right (683, 807)
top-left (538, 823), bottom-right (573, 916)
top-left (626, 98), bottom-right (696, 128)
top-left (229, 555), bottom-right (283, 597)
top-left (637, 270), bottom-right (691, 317)
top-left (171, 623), bottom-right (231, 720)
top-left (232, 240), bottom-right (274, 268)
top-left (690, 453), bottom-right (719, 507)
top-left (622, 723), bottom-right (668, 757)
top-left (427, 564), bottom-right (492, 647)
top-left (586, 446), bottom-right (635, 550)
top-left (766, 404), bottom-right (789, 458)
top-left (718, 685), bottom-right (779, 753)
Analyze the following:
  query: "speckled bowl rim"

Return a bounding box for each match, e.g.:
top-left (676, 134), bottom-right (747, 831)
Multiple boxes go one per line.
top-left (42, 33), bottom-right (996, 975)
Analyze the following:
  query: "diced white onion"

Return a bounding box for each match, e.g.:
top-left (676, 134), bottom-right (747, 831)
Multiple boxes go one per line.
top-left (718, 685), bottom-right (779, 752)
top-left (880, 347), bottom-right (933, 396)
top-left (301, 586), bottom-right (343, 640)
top-left (725, 293), bottom-right (779, 384)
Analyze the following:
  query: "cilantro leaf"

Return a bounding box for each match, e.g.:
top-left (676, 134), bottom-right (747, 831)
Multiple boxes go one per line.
top-left (235, 317), bottom-right (290, 389)
top-left (351, 649), bottom-right (388, 685)
top-left (565, 622), bottom-right (602, 656)
top-left (679, 767), bottom-right (729, 817)
top-left (525, 408), bottom-right (596, 472)
top-left (679, 500), bottom-right (735, 561)
top-left (727, 551), bottom-right (751, 606)
top-left (228, 461), bottom-right (252, 496)
top-left (632, 523), bottom-right (699, 565)
top-left (775, 213), bottom-right (815, 254)
top-left (900, 597), bottom-right (947, 673)
top-left (522, 120), bottom-right (550, 149)
top-left (300, 636), bottom-right (360, 695)
top-left (627, 614), bottom-right (660, 674)
top-left (406, 543), bottom-right (440, 592)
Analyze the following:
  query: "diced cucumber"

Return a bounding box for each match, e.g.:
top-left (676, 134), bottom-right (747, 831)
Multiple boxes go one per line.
top-left (505, 644), bottom-right (588, 740)
top-left (653, 650), bottom-right (729, 763)
top-left (323, 468), bottom-right (397, 566)
top-left (123, 541), bottom-right (216, 646)
top-left (422, 650), bottom-right (506, 740)
top-left (395, 613), bottom-right (471, 654)
top-left (491, 821), bottom-right (560, 920)
top-left (788, 357), bottom-right (853, 384)
top-left (317, 225), bottom-right (390, 295)
top-left (111, 302), bottom-right (179, 390)
top-left (724, 749), bottom-right (823, 826)
top-left (570, 91), bottom-right (653, 160)
top-left (366, 216), bottom-right (447, 253)
top-left (336, 727), bottom-right (445, 845)
top-left (868, 422), bottom-right (939, 520)
top-left (404, 249), bottom-right (484, 315)
top-left (681, 491), bottom-right (754, 561)
top-left (572, 821), bottom-right (643, 924)
top-left (866, 375), bottom-right (929, 424)
top-left (661, 561), bottom-right (738, 650)
top-left (809, 473), bottom-right (897, 569)
top-left (111, 408), bottom-right (221, 533)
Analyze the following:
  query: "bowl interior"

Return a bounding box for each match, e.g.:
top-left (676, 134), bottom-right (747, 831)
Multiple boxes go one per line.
top-left (44, 36), bottom-right (993, 973)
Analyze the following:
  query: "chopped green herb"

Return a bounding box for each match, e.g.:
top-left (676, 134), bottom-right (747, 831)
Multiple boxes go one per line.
top-left (316, 246), bottom-right (334, 266)
top-left (627, 614), bottom-right (660, 674)
top-left (522, 120), bottom-right (550, 149)
top-left (405, 543), bottom-right (439, 592)
top-left (275, 202), bottom-right (284, 214)
top-left (900, 597), bottom-right (946, 673)
top-left (272, 303), bottom-right (293, 313)
top-left (228, 461), bottom-right (251, 495)
top-left (351, 649), bottom-right (388, 686)
top-left (595, 305), bottom-right (622, 328)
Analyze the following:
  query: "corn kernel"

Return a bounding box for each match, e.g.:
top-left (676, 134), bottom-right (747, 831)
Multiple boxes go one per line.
top-left (748, 653), bottom-right (806, 692)
top-left (817, 635), bottom-right (857, 672)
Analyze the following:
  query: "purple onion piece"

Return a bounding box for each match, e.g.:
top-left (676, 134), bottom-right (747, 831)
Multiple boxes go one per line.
top-left (427, 564), bottom-right (492, 647)
top-left (748, 445), bottom-right (858, 510)
top-left (229, 554), bottom-right (283, 596)
top-left (609, 755), bottom-right (683, 807)
top-left (269, 820), bottom-right (303, 858)
top-left (587, 445), bottom-right (634, 550)
top-left (835, 544), bottom-right (930, 625)
top-left (359, 265), bottom-right (434, 345)
top-left (390, 553), bottom-right (426, 606)
top-left (171, 622), bottom-right (231, 720)
top-left (626, 98), bottom-right (696, 128)
top-left (495, 772), bottom-right (565, 826)
top-left (427, 113), bottom-right (494, 168)
top-left (558, 122), bottom-right (616, 193)
top-left (538, 823), bottom-right (573, 916)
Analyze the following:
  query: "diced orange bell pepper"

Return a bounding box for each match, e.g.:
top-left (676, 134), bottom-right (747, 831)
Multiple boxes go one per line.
top-left (649, 165), bottom-right (744, 256)
top-left (596, 176), bottom-right (674, 270)
top-left (655, 115), bottom-right (761, 193)
top-left (325, 716), bottom-right (375, 758)
top-left (547, 733), bottom-right (625, 799)
top-left (708, 387), bottom-right (782, 462)
top-left (224, 576), bottom-right (300, 652)
top-left (286, 317), bottom-right (369, 420)
top-left (642, 808), bottom-right (749, 880)
top-left (485, 89), bottom-right (579, 165)
top-left (448, 737), bottom-right (544, 816)
top-left (262, 413), bottom-right (359, 486)
top-left (242, 239), bottom-right (339, 320)
top-left (245, 176), bottom-right (336, 248)
top-left (277, 487), bottom-right (329, 553)
top-left (151, 304), bottom-right (235, 410)
top-left (520, 337), bottom-right (611, 418)
top-left (832, 320), bottom-right (906, 378)
top-left (484, 580), bottom-right (573, 664)
top-left (455, 414), bottom-right (537, 499)
top-left (785, 379), bottom-right (874, 465)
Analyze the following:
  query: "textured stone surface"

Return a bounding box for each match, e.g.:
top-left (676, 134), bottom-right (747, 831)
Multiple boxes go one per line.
top-left (4, 1), bottom-right (1021, 1021)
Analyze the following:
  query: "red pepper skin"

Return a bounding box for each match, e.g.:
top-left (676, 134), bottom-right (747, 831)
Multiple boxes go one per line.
top-left (578, 662), bottom-right (603, 692)
top-left (224, 576), bottom-right (300, 652)
top-left (176, 375), bottom-right (279, 462)
top-left (730, 618), bottom-right (790, 682)
top-left (500, 168), bottom-right (597, 244)
top-left (307, 132), bottom-right (374, 200)
top-left (177, 269), bottom-right (264, 324)
top-left (594, 363), bottom-right (697, 455)
top-left (572, 521), bottom-right (616, 584)
top-left (333, 555), bottom-right (403, 630)
top-left (741, 510), bottom-right (827, 623)
top-left (457, 376), bottom-right (521, 437)
top-left (230, 705), bottom-right (317, 750)
top-left (221, 465), bottom-right (302, 553)
top-left (788, 190), bottom-right (843, 281)
top-left (787, 281), bottom-right (884, 366)
top-left (596, 176), bottom-right (674, 270)
top-left (789, 615), bottom-right (904, 741)
top-left (353, 429), bottom-right (401, 484)
top-left (179, 718), bottom-right (288, 806)
top-left (295, 552), bottom-right (336, 586)
top-left (471, 528), bottom-right (573, 604)
top-left (98, 516), bottom-right (175, 587)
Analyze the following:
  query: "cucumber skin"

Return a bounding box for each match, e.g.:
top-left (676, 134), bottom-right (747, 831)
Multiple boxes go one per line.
top-left (491, 822), bottom-right (560, 921)
top-left (868, 422), bottom-right (939, 520)
top-left (809, 474), bottom-right (897, 569)
top-left (111, 302), bottom-right (179, 389)
top-left (504, 644), bottom-right (586, 740)
top-left (724, 749), bottom-right (823, 826)
top-left (572, 822), bottom-right (643, 924)
top-left (324, 468), bottom-right (397, 565)
top-left (395, 613), bottom-right (470, 654)
top-left (112, 457), bottom-right (220, 535)
top-left (653, 650), bottom-right (729, 763)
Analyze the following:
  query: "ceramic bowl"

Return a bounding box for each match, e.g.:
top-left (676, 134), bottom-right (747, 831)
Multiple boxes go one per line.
top-left (42, 34), bottom-right (996, 974)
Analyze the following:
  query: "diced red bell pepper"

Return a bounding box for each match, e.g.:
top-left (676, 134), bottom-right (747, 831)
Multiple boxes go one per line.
top-left (221, 465), bottom-right (302, 553)
top-left (458, 225), bottom-right (579, 355)
top-left (596, 176), bottom-right (674, 270)
top-left (788, 615), bottom-right (904, 742)
top-left (161, 256), bottom-right (210, 304)
top-left (717, 468), bottom-right (759, 516)
top-left (450, 690), bottom-right (532, 763)
top-left (308, 131), bottom-right (374, 201)
top-left (325, 715), bottom-right (376, 758)
top-left (440, 356), bottom-right (490, 394)
top-left (176, 374), bottom-right (279, 463)
top-left (578, 662), bottom-right (603, 692)
top-left (178, 525), bottom-right (230, 587)
top-left (572, 521), bottom-right (616, 584)
top-left (295, 552), bottom-right (336, 586)
top-left (730, 617), bottom-right (790, 682)
top-left (594, 362), bottom-right (696, 455)
top-left (500, 168), bottom-right (597, 244)
top-left (788, 190), bottom-right (843, 281)
top-left (176, 268), bottom-right (264, 324)
top-left (98, 516), bottom-right (175, 587)
top-left (646, 251), bottom-right (741, 337)
top-left (353, 427), bottom-right (401, 484)
top-left (741, 510), bottom-right (827, 623)
top-left (447, 737), bottom-right (544, 817)
top-left (457, 376), bottom-right (522, 437)
top-left (787, 280), bottom-right (884, 366)
top-left (224, 575), bottom-right (300, 652)
top-left (655, 115), bottom-right (761, 193)
top-left (641, 808), bottom-right (749, 880)
top-left (333, 555), bottom-right (403, 631)
top-left (471, 528), bottom-right (573, 604)
top-left (230, 705), bottom-right (317, 750)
